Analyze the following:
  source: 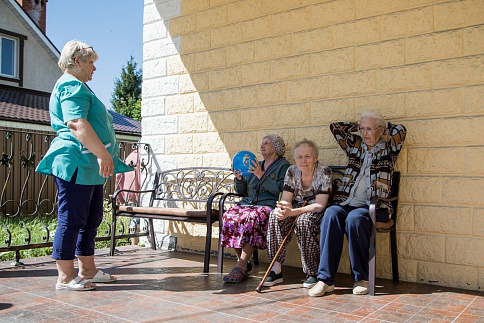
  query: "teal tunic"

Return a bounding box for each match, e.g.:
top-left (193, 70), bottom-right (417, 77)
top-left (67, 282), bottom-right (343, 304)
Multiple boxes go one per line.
top-left (36, 74), bottom-right (132, 185)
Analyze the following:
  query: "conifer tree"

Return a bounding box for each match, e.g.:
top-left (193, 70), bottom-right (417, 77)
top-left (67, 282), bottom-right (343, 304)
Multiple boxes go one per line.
top-left (111, 56), bottom-right (142, 121)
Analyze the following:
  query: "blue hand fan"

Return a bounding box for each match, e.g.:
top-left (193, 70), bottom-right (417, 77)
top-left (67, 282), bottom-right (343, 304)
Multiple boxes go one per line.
top-left (232, 150), bottom-right (257, 177)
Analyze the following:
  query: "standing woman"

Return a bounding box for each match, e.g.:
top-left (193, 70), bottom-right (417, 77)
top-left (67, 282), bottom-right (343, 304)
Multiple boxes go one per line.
top-left (36, 40), bottom-right (132, 291)
top-left (264, 139), bottom-right (331, 288)
top-left (221, 135), bottom-right (290, 283)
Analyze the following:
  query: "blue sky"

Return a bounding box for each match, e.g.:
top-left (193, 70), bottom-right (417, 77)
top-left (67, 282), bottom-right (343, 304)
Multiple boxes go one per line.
top-left (46, 0), bottom-right (144, 109)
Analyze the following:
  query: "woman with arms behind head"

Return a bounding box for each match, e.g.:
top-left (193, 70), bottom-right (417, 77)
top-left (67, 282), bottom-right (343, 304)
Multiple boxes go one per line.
top-left (309, 111), bottom-right (406, 297)
top-left (221, 135), bottom-right (290, 283)
top-left (36, 40), bottom-right (132, 291)
top-left (264, 139), bottom-right (332, 289)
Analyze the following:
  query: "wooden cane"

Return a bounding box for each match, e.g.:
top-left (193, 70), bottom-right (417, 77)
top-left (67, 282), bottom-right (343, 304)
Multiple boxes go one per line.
top-left (255, 201), bottom-right (307, 293)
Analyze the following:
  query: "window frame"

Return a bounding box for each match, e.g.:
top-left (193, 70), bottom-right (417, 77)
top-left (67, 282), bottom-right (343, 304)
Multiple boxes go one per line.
top-left (0, 28), bottom-right (27, 87)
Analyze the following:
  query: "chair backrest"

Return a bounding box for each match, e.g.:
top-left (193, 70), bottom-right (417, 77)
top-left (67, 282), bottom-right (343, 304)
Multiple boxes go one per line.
top-left (389, 171), bottom-right (401, 222)
top-left (149, 167), bottom-right (235, 208)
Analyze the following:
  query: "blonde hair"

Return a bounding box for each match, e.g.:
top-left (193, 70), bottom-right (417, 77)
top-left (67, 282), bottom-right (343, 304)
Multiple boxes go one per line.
top-left (58, 40), bottom-right (98, 72)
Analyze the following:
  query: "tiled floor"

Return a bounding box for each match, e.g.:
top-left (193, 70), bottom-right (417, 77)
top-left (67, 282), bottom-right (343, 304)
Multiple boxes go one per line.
top-left (0, 246), bottom-right (483, 322)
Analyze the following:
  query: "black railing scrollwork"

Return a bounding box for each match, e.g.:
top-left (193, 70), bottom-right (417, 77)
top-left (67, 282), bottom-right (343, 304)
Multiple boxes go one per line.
top-left (0, 128), bottom-right (150, 265)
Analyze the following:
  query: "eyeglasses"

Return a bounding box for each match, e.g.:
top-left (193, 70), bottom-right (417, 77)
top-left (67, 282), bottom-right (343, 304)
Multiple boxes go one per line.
top-left (358, 126), bottom-right (382, 133)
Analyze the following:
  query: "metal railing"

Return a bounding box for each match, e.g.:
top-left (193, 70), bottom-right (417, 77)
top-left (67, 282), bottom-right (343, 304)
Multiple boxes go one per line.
top-left (0, 128), bottom-right (152, 265)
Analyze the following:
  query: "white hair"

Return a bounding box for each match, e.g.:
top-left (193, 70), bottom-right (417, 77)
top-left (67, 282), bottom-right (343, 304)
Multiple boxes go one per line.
top-left (360, 111), bottom-right (385, 127)
top-left (58, 40), bottom-right (98, 72)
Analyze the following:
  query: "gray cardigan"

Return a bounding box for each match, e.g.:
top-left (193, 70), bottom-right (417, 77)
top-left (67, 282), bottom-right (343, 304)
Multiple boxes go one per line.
top-left (234, 157), bottom-right (290, 209)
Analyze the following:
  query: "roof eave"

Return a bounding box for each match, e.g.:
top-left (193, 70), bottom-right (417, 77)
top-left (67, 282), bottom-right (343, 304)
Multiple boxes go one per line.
top-left (4, 0), bottom-right (60, 61)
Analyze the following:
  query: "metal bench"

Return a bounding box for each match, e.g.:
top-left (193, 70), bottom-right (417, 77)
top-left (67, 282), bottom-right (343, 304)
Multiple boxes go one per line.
top-left (109, 167), bottom-right (236, 273)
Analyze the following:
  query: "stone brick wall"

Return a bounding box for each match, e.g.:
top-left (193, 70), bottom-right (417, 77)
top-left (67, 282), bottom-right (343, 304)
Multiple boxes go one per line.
top-left (142, 0), bottom-right (484, 290)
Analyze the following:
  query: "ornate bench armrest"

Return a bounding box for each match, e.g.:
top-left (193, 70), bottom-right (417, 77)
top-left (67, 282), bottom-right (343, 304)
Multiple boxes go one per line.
top-left (206, 192), bottom-right (226, 224)
top-left (111, 189), bottom-right (155, 206)
top-left (218, 192), bottom-right (244, 220)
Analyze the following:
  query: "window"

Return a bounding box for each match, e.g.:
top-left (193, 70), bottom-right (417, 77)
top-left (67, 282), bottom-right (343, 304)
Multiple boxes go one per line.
top-left (1, 35), bottom-right (18, 78)
top-left (0, 29), bottom-right (26, 86)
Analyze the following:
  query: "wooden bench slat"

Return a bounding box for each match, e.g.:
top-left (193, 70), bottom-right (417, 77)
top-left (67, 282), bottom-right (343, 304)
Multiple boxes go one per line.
top-left (117, 205), bottom-right (217, 218)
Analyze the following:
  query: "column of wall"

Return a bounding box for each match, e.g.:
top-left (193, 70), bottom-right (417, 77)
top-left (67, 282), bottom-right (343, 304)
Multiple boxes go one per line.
top-left (142, 0), bottom-right (484, 290)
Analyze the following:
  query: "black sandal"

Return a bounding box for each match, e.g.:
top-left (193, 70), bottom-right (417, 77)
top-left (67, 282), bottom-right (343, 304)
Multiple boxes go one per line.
top-left (223, 267), bottom-right (249, 283)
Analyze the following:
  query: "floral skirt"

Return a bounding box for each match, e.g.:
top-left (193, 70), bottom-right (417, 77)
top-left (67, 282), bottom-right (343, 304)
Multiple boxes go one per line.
top-left (220, 205), bottom-right (272, 250)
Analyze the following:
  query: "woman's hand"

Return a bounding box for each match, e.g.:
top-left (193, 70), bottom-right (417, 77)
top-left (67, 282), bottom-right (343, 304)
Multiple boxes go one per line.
top-left (248, 159), bottom-right (264, 179)
top-left (231, 167), bottom-right (243, 181)
top-left (67, 118), bottom-right (114, 178)
top-left (97, 151), bottom-right (114, 178)
top-left (274, 200), bottom-right (295, 220)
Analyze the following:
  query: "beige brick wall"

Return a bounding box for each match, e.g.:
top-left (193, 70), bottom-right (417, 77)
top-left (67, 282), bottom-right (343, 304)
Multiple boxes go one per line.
top-left (142, 0), bottom-right (484, 291)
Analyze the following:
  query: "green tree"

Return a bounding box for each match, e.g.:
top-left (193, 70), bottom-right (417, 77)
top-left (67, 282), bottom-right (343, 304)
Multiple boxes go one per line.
top-left (111, 56), bottom-right (142, 121)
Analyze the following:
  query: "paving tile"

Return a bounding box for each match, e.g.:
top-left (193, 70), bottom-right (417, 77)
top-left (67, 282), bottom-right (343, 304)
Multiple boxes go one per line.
top-left (406, 306), bottom-right (460, 322)
top-left (426, 293), bottom-right (476, 314)
top-left (463, 298), bottom-right (484, 316)
top-left (367, 303), bottom-right (424, 322)
top-left (453, 314), bottom-right (484, 323)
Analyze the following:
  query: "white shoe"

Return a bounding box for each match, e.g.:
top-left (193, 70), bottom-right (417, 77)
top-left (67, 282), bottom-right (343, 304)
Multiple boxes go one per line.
top-left (308, 281), bottom-right (334, 297)
top-left (353, 280), bottom-right (369, 295)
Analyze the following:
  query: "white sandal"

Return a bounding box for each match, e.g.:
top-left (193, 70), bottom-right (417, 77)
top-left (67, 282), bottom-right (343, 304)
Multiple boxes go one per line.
top-left (87, 269), bottom-right (116, 283)
top-left (56, 276), bottom-right (96, 291)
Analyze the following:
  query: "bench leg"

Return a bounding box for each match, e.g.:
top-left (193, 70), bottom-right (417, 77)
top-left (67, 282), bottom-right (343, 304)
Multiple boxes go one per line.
top-left (148, 218), bottom-right (156, 250)
top-left (217, 245), bottom-right (224, 274)
top-left (253, 249), bottom-right (259, 265)
top-left (203, 222), bottom-right (212, 273)
top-left (217, 208), bottom-right (224, 274)
top-left (110, 213), bottom-right (117, 256)
top-left (368, 228), bottom-right (377, 296)
top-left (390, 230), bottom-right (399, 282)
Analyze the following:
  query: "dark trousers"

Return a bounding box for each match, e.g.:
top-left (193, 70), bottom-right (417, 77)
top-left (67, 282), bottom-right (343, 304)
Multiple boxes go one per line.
top-left (316, 204), bottom-right (388, 284)
top-left (52, 170), bottom-right (104, 260)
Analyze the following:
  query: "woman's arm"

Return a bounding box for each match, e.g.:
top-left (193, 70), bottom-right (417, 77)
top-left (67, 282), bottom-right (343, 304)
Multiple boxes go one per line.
top-left (330, 122), bottom-right (360, 155)
top-left (67, 118), bottom-right (114, 178)
top-left (234, 177), bottom-right (248, 196)
top-left (386, 122), bottom-right (407, 154)
top-left (275, 193), bottom-right (329, 220)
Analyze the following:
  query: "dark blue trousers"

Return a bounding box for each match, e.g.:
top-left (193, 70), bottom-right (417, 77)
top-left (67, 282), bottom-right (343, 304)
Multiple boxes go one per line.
top-left (52, 170), bottom-right (104, 260)
top-left (316, 204), bottom-right (388, 284)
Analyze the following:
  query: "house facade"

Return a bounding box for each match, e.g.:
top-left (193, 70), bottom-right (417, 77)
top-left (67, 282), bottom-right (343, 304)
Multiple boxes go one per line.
top-left (0, 0), bottom-right (141, 217)
top-left (0, 0), bottom-right (59, 94)
top-left (0, 0), bottom-right (142, 139)
top-left (141, 0), bottom-right (484, 291)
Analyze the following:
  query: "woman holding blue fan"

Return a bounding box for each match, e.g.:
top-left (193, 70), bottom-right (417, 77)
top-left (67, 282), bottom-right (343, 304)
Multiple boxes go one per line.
top-left (221, 134), bottom-right (290, 283)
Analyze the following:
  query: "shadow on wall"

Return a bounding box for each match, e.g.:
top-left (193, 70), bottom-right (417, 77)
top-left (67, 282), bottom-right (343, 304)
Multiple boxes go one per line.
top-left (144, 0), bottom-right (408, 273)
